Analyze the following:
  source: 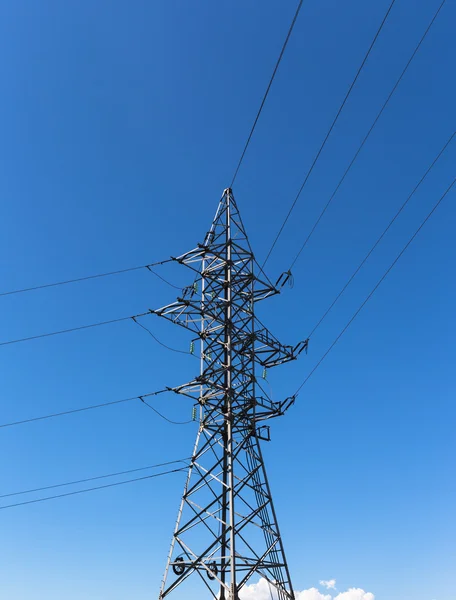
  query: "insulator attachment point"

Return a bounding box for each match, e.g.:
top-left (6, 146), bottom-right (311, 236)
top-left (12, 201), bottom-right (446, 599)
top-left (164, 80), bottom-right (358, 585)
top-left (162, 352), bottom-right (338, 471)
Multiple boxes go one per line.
top-left (275, 270), bottom-right (294, 289)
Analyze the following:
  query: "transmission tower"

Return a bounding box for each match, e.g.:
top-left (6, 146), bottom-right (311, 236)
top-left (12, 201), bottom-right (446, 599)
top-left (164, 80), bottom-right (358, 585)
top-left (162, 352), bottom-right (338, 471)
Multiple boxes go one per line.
top-left (155, 188), bottom-right (307, 600)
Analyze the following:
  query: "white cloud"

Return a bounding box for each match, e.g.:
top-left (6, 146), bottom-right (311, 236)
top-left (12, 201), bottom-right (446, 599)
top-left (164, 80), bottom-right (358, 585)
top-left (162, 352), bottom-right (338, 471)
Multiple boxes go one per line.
top-left (240, 578), bottom-right (278, 600)
top-left (334, 589), bottom-right (374, 600)
top-left (320, 580), bottom-right (337, 590)
top-left (296, 588), bottom-right (332, 600)
top-left (240, 579), bottom-right (373, 600)
top-left (240, 580), bottom-right (330, 600)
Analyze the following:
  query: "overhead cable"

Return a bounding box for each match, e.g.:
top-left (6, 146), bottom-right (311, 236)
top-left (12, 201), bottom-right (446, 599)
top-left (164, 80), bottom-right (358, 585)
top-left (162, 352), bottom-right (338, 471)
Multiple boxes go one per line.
top-left (0, 390), bottom-right (167, 429)
top-left (0, 310), bottom-right (189, 351)
top-left (230, 0), bottom-right (305, 187)
top-left (288, 0), bottom-right (449, 271)
top-left (308, 130), bottom-right (455, 339)
top-left (132, 317), bottom-right (191, 356)
top-left (0, 259), bottom-right (172, 299)
top-left (0, 466), bottom-right (187, 511)
top-left (262, 0), bottom-right (397, 269)
top-left (294, 175), bottom-right (456, 395)
top-left (140, 397), bottom-right (194, 425)
top-left (0, 313), bottom-right (148, 348)
top-left (146, 266), bottom-right (183, 290)
top-left (0, 458), bottom-right (189, 499)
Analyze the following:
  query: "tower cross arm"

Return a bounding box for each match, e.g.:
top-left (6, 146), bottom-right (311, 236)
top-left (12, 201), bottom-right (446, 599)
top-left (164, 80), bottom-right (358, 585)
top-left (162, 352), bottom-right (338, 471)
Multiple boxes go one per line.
top-left (150, 290), bottom-right (226, 335)
top-left (254, 394), bottom-right (297, 421)
top-left (237, 321), bottom-right (308, 368)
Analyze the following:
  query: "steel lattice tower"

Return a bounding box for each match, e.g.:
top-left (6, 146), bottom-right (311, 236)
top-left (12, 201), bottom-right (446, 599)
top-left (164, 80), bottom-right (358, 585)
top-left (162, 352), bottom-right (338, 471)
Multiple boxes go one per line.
top-left (155, 189), bottom-right (307, 600)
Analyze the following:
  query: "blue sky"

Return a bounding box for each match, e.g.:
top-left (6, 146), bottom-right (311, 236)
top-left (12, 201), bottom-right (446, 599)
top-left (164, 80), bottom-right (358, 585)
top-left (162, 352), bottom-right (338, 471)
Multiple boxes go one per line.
top-left (0, 1), bottom-right (455, 599)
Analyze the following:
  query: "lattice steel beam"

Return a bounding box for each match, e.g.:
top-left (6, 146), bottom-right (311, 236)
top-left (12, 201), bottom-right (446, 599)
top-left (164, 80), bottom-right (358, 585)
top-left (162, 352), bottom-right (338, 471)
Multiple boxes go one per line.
top-left (156, 189), bottom-right (306, 600)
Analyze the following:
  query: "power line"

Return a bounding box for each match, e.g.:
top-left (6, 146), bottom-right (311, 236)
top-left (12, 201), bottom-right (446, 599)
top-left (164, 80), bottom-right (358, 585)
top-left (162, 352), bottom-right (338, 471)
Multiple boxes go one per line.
top-left (0, 313), bottom-right (149, 348)
top-left (288, 0), bottom-right (448, 271)
top-left (0, 259), bottom-right (172, 299)
top-left (0, 309), bottom-right (195, 354)
top-left (308, 130), bottom-right (455, 339)
top-left (230, 0), bottom-right (305, 187)
top-left (295, 175), bottom-right (456, 395)
top-left (261, 0), bottom-right (397, 269)
top-left (132, 316), bottom-right (192, 356)
top-left (0, 466), bottom-right (187, 511)
top-left (0, 390), bottom-right (167, 429)
top-left (0, 458), bottom-right (189, 499)
top-left (146, 266), bottom-right (183, 291)
top-left (140, 397), bottom-right (193, 425)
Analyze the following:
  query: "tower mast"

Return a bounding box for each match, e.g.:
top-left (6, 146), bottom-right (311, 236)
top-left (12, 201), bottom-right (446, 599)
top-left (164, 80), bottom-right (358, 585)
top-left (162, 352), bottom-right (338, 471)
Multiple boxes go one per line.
top-left (155, 189), bottom-right (307, 600)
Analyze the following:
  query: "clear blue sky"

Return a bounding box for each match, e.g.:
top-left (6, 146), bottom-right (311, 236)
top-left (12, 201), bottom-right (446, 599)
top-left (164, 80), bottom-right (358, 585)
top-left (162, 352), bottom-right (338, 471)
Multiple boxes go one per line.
top-left (0, 1), bottom-right (454, 599)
